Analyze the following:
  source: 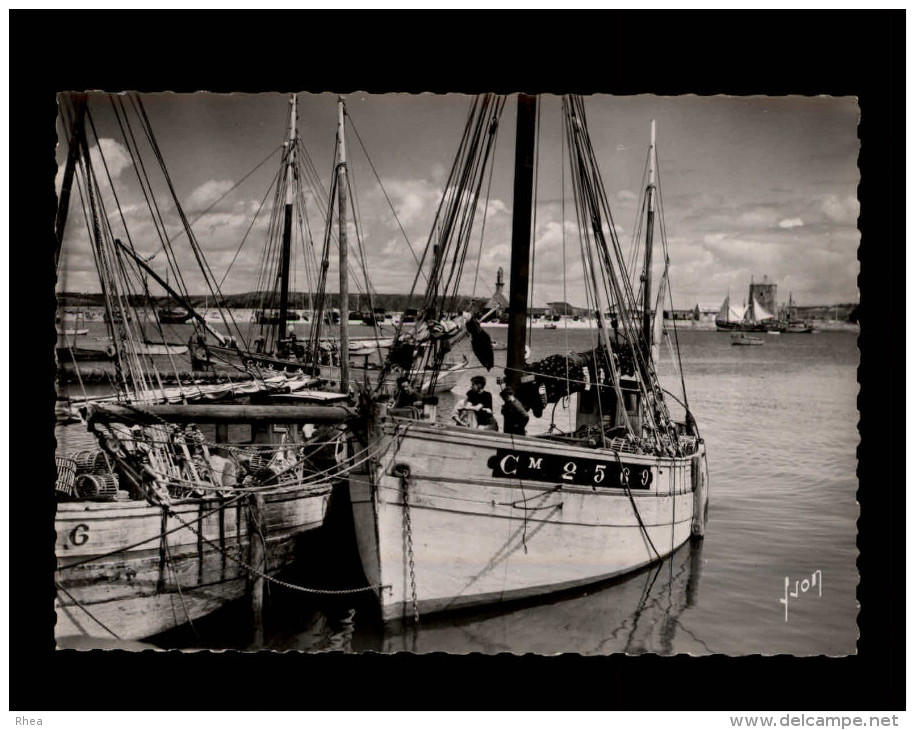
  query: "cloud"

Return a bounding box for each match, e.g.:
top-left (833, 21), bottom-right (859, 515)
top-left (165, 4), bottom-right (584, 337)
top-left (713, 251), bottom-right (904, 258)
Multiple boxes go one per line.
top-left (55, 138), bottom-right (133, 199)
top-left (185, 180), bottom-right (238, 213)
top-left (93, 138), bottom-right (133, 179)
top-left (778, 218), bottom-right (804, 228)
top-left (819, 193), bottom-right (859, 224)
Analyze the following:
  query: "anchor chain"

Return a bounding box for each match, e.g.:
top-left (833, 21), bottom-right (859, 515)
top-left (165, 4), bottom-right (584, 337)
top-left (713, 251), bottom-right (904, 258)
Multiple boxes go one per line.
top-left (394, 463), bottom-right (419, 626)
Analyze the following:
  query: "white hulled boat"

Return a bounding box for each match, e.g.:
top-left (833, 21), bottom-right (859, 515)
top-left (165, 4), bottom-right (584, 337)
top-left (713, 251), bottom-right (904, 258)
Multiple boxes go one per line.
top-left (347, 95), bottom-right (710, 623)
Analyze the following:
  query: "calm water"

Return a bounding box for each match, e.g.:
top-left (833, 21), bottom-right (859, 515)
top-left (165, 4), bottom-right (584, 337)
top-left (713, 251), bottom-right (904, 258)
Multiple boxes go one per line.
top-left (55, 325), bottom-right (860, 656)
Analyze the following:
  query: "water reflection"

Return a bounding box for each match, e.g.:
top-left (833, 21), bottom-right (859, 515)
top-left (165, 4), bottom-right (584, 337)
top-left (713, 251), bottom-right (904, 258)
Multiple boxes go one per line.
top-left (377, 540), bottom-right (708, 655)
top-left (150, 540), bottom-right (708, 656)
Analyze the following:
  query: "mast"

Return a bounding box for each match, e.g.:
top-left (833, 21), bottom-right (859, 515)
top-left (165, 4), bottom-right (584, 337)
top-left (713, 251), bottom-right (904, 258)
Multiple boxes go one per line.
top-left (278, 95), bottom-right (297, 336)
top-left (642, 119), bottom-right (656, 352)
top-left (505, 93), bottom-right (538, 391)
top-left (336, 96), bottom-right (350, 392)
top-left (55, 94), bottom-right (88, 269)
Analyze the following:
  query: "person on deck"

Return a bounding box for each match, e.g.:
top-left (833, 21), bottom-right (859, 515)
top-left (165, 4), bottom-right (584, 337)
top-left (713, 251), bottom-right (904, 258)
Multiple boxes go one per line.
top-left (501, 385), bottom-right (530, 436)
top-left (394, 376), bottom-right (420, 409)
top-left (454, 375), bottom-right (498, 430)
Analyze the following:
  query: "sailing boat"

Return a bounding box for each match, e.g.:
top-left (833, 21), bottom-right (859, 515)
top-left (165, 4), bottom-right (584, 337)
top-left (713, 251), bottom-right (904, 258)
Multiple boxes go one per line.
top-left (716, 286), bottom-right (780, 332)
top-left (782, 292), bottom-right (815, 333)
top-left (53, 92), bottom-right (354, 644)
top-left (745, 294), bottom-right (777, 331)
top-left (715, 292), bottom-right (747, 331)
top-left (348, 94), bottom-right (710, 622)
top-left (191, 95), bottom-right (468, 395)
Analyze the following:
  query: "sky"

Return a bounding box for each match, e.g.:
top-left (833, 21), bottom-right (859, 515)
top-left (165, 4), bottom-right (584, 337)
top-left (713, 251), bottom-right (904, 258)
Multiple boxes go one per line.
top-left (55, 91), bottom-right (860, 310)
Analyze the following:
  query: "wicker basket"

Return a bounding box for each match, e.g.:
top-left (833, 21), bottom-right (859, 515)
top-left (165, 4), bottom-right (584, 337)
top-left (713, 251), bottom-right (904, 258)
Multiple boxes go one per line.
top-left (73, 450), bottom-right (113, 474)
top-left (55, 457), bottom-right (77, 498)
top-left (246, 453), bottom-right (273, 473)
top-left (74, 472), bottom-right (120, 501)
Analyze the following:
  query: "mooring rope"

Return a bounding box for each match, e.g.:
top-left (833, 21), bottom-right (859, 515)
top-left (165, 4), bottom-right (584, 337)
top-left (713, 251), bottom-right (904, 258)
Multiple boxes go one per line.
top-left (166, 506), bottom-right (382, 596)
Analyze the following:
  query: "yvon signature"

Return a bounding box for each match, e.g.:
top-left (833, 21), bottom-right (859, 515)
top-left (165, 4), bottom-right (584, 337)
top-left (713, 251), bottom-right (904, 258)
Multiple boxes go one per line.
top-left (780, 570), bottom-right (822, 621)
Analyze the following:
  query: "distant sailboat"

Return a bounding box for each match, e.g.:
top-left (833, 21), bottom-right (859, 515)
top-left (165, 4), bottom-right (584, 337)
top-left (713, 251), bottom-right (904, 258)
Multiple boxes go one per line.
top-left (715, 293), bottom-right (747, 331)
top-left (716, 292), bottom-right (778, 332)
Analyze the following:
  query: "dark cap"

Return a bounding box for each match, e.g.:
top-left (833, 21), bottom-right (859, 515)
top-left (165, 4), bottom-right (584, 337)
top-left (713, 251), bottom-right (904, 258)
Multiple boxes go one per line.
top-left (471, 375), bottom-right (486, 387)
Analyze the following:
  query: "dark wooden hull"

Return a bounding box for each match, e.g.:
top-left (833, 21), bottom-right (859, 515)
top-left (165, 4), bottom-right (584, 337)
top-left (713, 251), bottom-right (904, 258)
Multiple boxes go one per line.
top-left (55, 483), bottom-right (332, 642)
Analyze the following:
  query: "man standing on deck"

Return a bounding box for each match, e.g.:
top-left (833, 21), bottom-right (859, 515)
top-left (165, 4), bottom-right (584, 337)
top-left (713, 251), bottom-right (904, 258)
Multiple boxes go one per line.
top-left (459, 375), bottom-right (498, 430)
top-left (501, 385), bottom-right (529, 436)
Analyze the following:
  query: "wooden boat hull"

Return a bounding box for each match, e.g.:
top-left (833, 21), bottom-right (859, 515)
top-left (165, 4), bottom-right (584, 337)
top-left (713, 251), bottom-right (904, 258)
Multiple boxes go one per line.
top-left (350, 420), bottom-right (708, 622)
top-left (379, 540), bottom-right (704, 654)
top-left (54, 483), bottom-right (332, 642)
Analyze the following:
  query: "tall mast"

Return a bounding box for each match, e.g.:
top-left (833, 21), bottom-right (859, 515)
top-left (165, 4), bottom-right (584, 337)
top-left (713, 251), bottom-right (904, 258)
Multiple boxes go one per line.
top-left (336, 96), bottom-right (350, 393)
top-left (505, 94), bottom-right (538, 391)
top-left (642, 119), bottom-right (656, 352)
top-left (278, 94), bottom-right (297, 336)
top-left (55, 94), bottom-right (88, 269)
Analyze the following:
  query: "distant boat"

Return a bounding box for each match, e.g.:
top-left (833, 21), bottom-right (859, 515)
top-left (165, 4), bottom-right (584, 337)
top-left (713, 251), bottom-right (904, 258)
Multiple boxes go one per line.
top-left (731, 333), bottom-right (764, 346)
top-left (543, 322), bottom-right (558, 330)
top-left (255, 310), bottom-right (301, 325)
top-left (135, 342), bottom-right (189, 356)
top-left (783, 321), bottom-right (815, 333)
top-left (716, 293), bottom-right (773, 332)
top-left (56, 344), bottom-right (114, 362)
top-left (156, 307), bottom-right (193, 325)
top-left (781, 293), bottom-right (815, 333)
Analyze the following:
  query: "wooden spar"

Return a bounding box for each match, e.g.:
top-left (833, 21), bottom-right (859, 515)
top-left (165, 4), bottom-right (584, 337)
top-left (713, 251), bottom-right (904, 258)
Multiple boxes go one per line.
top-left (642, 119), bottom-right (656, 353)
top-left (336, 97), bottom-right (350, 393)
top-left (278, 95), bottom-right (297, 334)
top-left (505, 94), bottom-right (538, 390)
top-left (113, 238), bottom-right (228, 346)
top-left (55, 94), bottom-right (88, 266)
top-left (85, 403), bottom-right (356, 425)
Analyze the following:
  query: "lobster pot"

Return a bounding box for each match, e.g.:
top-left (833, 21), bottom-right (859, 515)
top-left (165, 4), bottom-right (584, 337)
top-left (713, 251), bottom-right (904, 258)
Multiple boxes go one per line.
top-left (73, 449), bottom-right (113, 474)
top-left (55, 457), bottom-right (77, 498)
top-left (246, 453), bottom-right (273, 473)
top-left (74, 472), bottom-right (120, 501)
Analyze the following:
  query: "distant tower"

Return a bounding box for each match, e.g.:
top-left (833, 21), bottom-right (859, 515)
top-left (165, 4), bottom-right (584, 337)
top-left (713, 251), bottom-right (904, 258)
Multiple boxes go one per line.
top-left (748, 274), bottom-right (778, 319)
top-left (483, 266), bottom-right (510, 318)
